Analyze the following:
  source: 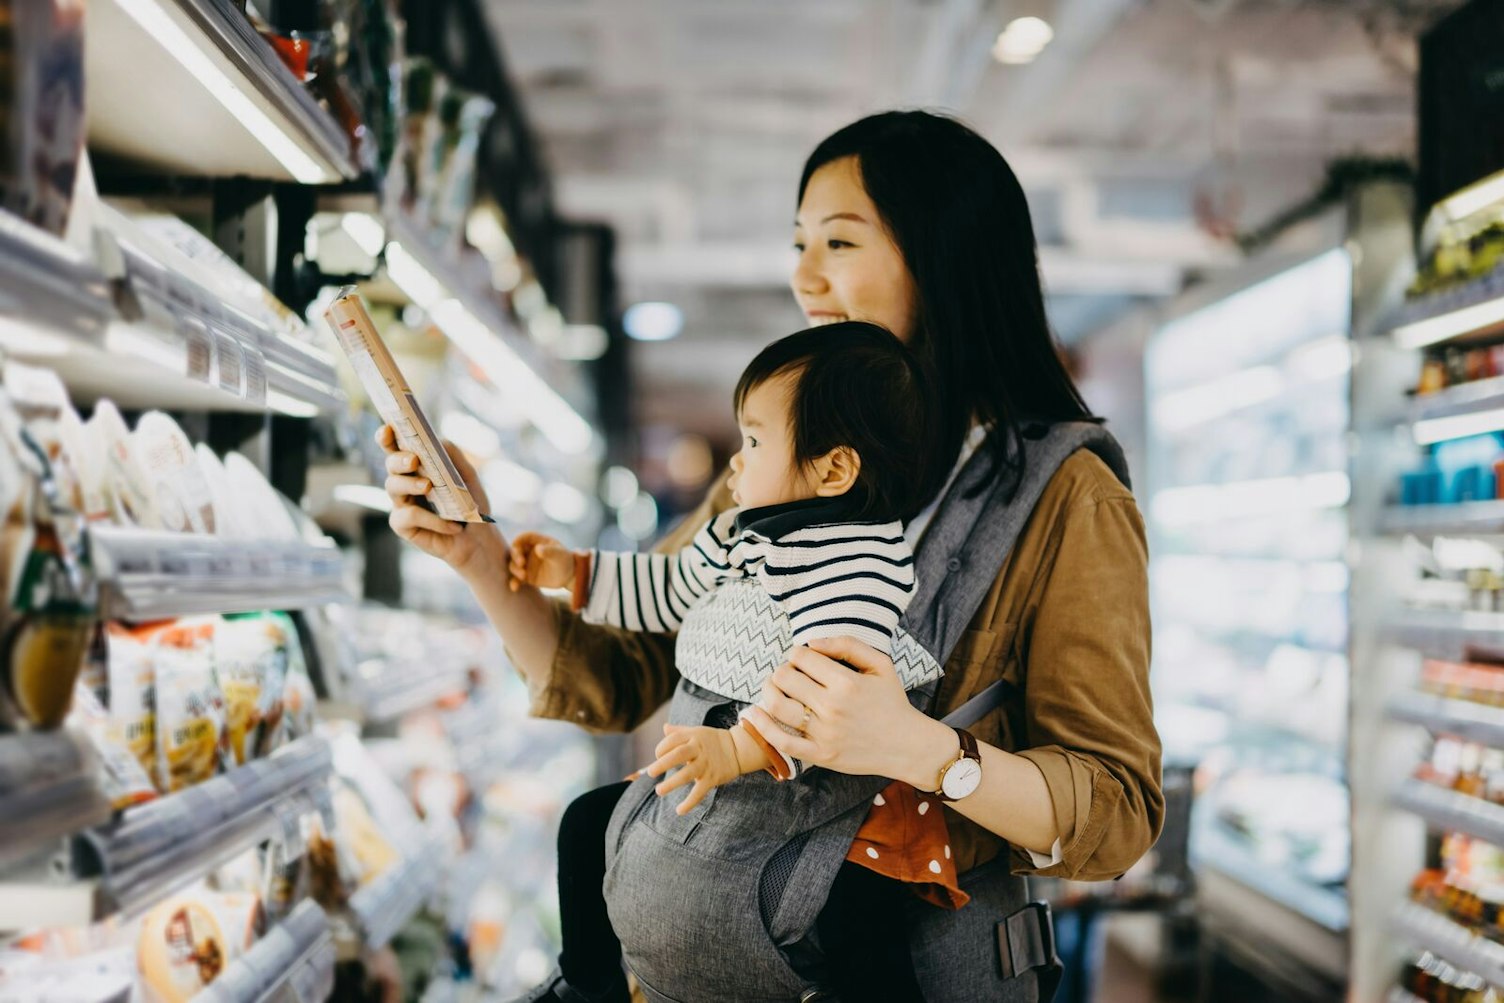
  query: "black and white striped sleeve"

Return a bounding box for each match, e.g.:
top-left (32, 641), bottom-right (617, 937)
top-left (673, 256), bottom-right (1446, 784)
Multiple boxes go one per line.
top-left (580, 509), bottom-right (739, 633)
top-left (755, 520), bottom-right (915, 656)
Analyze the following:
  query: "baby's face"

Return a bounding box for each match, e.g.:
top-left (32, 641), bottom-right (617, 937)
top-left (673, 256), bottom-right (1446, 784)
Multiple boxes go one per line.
top-left (729, 374), bottom-right (815, 510)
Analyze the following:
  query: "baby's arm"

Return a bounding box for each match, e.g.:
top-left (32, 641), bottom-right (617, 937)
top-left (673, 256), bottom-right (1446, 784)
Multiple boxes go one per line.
top-left (646, 722), bottom-right (774, 814)
top-left (580, 509), bottom-right (739, 633)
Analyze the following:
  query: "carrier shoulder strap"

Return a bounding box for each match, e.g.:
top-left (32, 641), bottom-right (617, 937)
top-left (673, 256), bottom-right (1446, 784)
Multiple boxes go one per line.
top-left (895, 421), bottom-right (1132, 725)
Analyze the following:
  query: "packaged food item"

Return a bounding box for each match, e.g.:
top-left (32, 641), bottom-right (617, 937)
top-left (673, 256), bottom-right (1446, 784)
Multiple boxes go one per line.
top-left (261, 837), bottom-right (309, 924)
top-left (150, 617), bottom-right (227, 791)
top-left (137, 891), bottom-right (230, 1003)
top-left (4, 361), bottom-right (86, 516)
top-left (86, 400), bottom-right (158, 528)
top-left (221, 453), bottom-right (299, 540)
top-left (325, 288), bottom-right (490, 523)
top-left (214, 613), bottom-right (289, 765)
top-left (193, 445), bottom-right (252, 539)
top-left (66, 681), bottom-right (156, 810)
top-left (280, 651), bottom-right (316, 746)
top-left (104, 622), bottom-right (158, 784)
top-left (132, 412), bottom-right (216, 534)
top-left (0, 0), bottom-right (85, 236)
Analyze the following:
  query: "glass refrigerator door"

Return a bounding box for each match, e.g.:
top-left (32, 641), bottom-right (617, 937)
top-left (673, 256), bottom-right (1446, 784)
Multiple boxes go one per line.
top-left (1145, 248), bottom-right (1354, 945)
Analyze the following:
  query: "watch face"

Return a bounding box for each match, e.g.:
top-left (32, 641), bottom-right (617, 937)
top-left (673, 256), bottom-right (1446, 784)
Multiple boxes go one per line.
top-left (942, 758), bottom-right (982, 800)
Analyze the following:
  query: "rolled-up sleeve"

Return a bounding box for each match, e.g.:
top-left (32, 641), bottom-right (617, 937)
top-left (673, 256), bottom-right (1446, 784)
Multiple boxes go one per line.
top-left (521, 475), bottom-right (735, 733)
top-left (1011, 493), bottom-right (1162, 881)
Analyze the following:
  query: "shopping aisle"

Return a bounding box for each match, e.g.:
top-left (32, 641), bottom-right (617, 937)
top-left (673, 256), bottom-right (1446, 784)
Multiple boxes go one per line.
top-left (0, 1), bottom-right (609, 1000)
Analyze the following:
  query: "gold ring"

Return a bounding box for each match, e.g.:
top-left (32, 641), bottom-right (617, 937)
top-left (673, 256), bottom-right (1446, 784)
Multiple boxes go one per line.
top-left (799, 704), bottom-right (813, 730)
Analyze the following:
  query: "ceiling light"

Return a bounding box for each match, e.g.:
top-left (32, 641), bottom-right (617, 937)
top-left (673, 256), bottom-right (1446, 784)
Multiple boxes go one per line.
top-left (602, 466), bottom-right (638, 508)
top-left (340, 213), bottom-right (386, 258)
top-left (111, 0), bottom-right (332, 183)
top-left (384, 242), bottom-right (447, 311)
top-left (1438, 169), bottom-right (1504, 224)
top-left (542, 482), bottom-right (590, 525)
top-left (992, 17), bottom-right (1055, 66)
top-left (617, 491), bottom-right (659, 541)
top-left (624, 302), bottom-right (683, 342)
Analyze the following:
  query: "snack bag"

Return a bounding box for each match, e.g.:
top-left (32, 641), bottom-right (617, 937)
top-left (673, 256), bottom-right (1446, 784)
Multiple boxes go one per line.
top-left (214, 613), bottom-right (288, 765)
top-left (105, 622), bottom-right (158, 786)
top-left (137, 891), bottom-right (229, 1003)
top-left (66, 682), bottom-right (156, 810)
top-left (150, 617), bottom-right (227, 791)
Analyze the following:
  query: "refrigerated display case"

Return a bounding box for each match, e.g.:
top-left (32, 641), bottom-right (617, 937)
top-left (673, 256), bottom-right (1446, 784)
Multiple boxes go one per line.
top-left (1145, 182), bottom-right (1415, 1000)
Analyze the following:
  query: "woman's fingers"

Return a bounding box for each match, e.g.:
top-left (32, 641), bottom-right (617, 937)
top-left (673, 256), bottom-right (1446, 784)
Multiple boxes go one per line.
top-left (802, 635), bottom-right (898, 679)
top-left (768, 661), bottom-right (830, 711)
top-left (758, 682), bottom-right (812, 732)
top-left (384, 473), bottom-right (430, 500)
top-left (384, 449), bottom-right (420, 476)
top-left (389, 502), bottom-right (461, 538)
top-left (375, 424), bottom-right (397, 452)
top-left (742, 707), bottom-right (819, 762)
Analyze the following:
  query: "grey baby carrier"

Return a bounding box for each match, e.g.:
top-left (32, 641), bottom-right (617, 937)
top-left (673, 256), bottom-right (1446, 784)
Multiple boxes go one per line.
top-left (603, 423), bottom-right (1130, 1002)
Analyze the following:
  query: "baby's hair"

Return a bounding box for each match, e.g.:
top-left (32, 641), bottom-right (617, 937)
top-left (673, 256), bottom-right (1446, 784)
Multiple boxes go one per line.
top-left (733, 321), bottom-right (959, 523)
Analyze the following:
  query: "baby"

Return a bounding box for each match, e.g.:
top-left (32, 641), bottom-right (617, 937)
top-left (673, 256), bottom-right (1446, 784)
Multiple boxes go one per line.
top-left (509, 322), bottom-right (964, 1003)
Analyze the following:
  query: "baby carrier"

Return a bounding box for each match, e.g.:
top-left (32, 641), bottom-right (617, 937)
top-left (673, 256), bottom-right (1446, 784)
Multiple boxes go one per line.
top-left (602, 422), bottom-right (1130, 1002)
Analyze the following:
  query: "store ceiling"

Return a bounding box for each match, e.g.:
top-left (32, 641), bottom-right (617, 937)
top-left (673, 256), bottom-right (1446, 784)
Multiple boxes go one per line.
top-left (485, 0), bottom-right (1455, 445)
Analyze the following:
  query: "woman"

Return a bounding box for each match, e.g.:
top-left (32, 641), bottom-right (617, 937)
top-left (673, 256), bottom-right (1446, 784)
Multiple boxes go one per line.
top-left (381, 110), bottom-right (1162, 1001)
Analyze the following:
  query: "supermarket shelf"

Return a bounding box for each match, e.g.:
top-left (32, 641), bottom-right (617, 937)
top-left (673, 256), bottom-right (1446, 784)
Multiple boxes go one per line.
top-left (88, 0), bottom-right (357, 184)
top-left (1384, 608), bottom-right (1504, 653)
top-left (1190, 817), bottom-right (1349, 934)
top-left (1387, 693), bottom-right (1504, 747)
top-left (0, 210), bottom-right (114, 342)
top-left (194, 900), bottom-right (334, 1003)
top-left (0, 731), bottom-right (111, 870)
top-left (0, 736), bottom-right (332, 929)
top-left (1381, 503), bottom-right (1504, 538)
top-left (1389, 267), bottom-right (1504, 351)
top-left (1392, 900), bottom-right (1504, 988)
top-left (344, 661), bottom-right (470, 725)
top-left (1413, 376), bottom-right (1504, 423)
top-left (347, 831), bottom-right (446, 951)
top-left (90, 527), bottom-right (347, 620)
top-left (1392, 778), bottom-right (1504, 847)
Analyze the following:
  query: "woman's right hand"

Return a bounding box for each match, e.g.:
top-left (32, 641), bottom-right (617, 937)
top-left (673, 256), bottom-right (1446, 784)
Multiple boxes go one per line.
top-left (376, 424), bottom-right (497, 579)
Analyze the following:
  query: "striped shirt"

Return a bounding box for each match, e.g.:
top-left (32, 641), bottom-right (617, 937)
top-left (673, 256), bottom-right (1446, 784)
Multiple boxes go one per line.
top-left (581, 501), bottom-right (917, 659)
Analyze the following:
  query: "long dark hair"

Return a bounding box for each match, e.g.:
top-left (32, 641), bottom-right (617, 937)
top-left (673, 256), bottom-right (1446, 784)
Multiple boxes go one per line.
top-left (798, 110), bottom-right (1099, 498)
top-left (733, 321), bottom-right (957, 523)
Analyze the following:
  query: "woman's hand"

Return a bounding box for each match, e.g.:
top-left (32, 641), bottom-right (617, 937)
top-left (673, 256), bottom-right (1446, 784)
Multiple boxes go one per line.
top-left (377, 425), bottom-right (499, 580)
top-left (743, 636), bottom-right (953, 790)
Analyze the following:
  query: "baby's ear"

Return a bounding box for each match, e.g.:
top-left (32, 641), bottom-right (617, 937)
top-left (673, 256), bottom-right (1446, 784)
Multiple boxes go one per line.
top-left (813, 446), bottom-right (861, 496)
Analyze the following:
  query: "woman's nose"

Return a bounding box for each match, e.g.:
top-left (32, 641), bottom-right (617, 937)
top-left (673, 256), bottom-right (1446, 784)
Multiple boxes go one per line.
top-left (791, 248), bottom-right (827, 297)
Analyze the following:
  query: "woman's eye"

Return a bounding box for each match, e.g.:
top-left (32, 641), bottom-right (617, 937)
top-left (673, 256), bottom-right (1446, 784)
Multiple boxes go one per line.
top-left (827, 239), bottom-right (853, 250)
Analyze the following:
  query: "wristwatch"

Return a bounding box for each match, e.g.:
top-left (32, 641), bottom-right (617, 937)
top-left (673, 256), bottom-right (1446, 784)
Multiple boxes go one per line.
top-left (934, 727), bottom-right (983, 802)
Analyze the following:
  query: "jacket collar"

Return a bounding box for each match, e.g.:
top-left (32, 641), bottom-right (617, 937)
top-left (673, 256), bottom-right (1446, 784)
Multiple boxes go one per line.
top-left (732, 494), bottom-right (874, 540)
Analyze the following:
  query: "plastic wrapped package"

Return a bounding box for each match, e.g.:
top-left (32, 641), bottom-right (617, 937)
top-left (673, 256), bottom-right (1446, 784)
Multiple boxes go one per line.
top-left (131, 412), bottom-right (215, 535)
top-left (145, 617), bottom-right (227, 791)
top-left (0, 0), bottom-right (85, 236)
top-left (214, 613), bottom-right (289, 766)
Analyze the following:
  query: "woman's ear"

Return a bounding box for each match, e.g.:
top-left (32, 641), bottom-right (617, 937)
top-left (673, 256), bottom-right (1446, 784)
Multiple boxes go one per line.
top-left (811, 446), bottom-right (861, 497)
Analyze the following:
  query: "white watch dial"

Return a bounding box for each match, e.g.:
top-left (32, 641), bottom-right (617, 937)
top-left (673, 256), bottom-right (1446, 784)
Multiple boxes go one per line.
top-left (942, 758), bottom-right (982, 800)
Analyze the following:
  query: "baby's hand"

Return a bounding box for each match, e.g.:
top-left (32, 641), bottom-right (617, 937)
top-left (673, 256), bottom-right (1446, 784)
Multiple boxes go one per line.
top-left (647, 724), bottom-right (744, 815)
top-left (508, 531), bottom-right (577, 591)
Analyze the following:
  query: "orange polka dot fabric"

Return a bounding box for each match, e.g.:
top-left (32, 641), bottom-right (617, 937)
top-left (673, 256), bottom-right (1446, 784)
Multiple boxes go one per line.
top-left (844, 780), bottom-right (969, 910)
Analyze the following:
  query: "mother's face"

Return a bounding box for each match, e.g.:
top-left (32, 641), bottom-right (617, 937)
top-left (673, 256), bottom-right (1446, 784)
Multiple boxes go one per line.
top-left (791, 157), bottom-right (920, 344)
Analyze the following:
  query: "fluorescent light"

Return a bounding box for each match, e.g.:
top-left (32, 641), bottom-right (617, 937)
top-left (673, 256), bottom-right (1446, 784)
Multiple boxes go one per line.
top-left (623, 302), bottom-right (683, 342)
top-left (440, 410), bottom-right (501, 459)
top-left (428, 299), bottom-right (595, 455)
top-left (559, 324), bottom-right (608, 361)
top-left (111, 0), bottom-right (332, 184)
top-left (340, 213), bottom-right (386, 257)
top-left (602, 466), bottom-right (639, 508)
top-left (384, 242), bottom-right (447, 311)
top-left (1152, 472), bottom-right (1350, 526)
top-left (1393, 295), bottom-right (1504, 349)
top-left (1152, 365), bottom-right (1283, 432)
top-left (266, 387), bottom-right (321, 417)
top-left (334, 484), bottom-right (393, 513)
top-left (1439, 170), bottom-right (1504, 224)
top-left (993, 17), bottom-right (1054, 65)
top-left (1413, 406), bottom-right (1504, 446)
top-left (482, 458), bottom-right (543, 503)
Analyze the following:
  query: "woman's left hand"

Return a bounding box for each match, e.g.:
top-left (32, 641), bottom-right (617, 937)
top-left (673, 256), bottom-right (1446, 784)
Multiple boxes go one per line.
top-left (743, 636), bottom-right (950, 787)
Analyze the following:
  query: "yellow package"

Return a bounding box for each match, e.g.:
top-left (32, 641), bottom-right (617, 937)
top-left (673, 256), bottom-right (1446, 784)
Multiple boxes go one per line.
top-left (105, 622), bottom-right (158, 785)
top-left (150, 617), bottom-right (226, 792)
top-left (214, 613), bottom-right (289, 766)
top-left (138, 892), bottom-right (229, 1003)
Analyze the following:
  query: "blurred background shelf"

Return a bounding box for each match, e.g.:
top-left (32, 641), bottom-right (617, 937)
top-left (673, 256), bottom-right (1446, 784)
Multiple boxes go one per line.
top-left (1391, 778), bottom-right (1504, 848)
top-left (1387, 694), bottom-right (1504, 747)
top-left (192, 900), bottom-right (335, 1003)
top-left (1391, 900), bottom-right (1504, 988)
top-left (0, 731), bottom-right (111, 870)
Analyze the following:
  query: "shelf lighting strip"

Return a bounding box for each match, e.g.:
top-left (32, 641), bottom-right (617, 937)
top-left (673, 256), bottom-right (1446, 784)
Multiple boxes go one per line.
top-left (1413, 406), bottom-right (1504, 446)
top-left (384, 242), bottom-right (594, 455)
top-left (111, 0), bottom-right (333, 184)
top-left (1393, 295), bottom-right (1504, 351)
